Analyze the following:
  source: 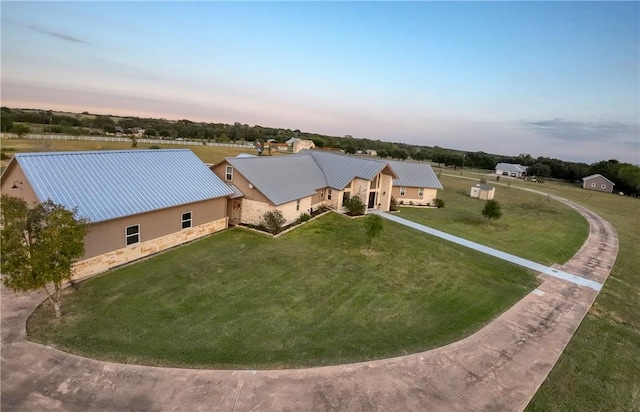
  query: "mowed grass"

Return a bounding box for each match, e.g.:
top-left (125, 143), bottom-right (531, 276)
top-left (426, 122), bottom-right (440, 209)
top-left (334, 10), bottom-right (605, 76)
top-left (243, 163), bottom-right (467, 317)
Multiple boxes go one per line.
top-left (0, 137), bottom-right (273, 166)
top-left (27, 213), bottom-right (537, 369)
top-left (397, 174), bottom-right (589, 265)
top-left (516, 181), bottom-right (640, 411)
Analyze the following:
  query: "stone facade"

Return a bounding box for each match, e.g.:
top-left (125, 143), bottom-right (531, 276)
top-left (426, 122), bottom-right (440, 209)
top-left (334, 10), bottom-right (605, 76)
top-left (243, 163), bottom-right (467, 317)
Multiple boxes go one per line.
top-left (72, 217), bottom-right (228, 280)
top-left (240, 197), bottom-right (313, 225)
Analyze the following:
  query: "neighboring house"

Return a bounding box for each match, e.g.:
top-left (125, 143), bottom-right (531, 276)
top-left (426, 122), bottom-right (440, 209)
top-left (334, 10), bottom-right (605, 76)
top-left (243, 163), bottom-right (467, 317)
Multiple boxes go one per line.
top-left (495, 163), bottom-right (528, 177)
top-left (1, 149), bottom-right (233, 279)
top-left (285, 138), bottom-right (316, 153)
top-left (582, 174), bottom-right (615, 193)
top-left (365, 149), bottom-right (378, 156)
top-left (211, 150), bottom-right (397, 225)
top-left (384, 160), bottom-right (443, 206)
top-left (128, 127), bottom-right (145, 137)
top-left (470, 183), bottom-right (496, 200)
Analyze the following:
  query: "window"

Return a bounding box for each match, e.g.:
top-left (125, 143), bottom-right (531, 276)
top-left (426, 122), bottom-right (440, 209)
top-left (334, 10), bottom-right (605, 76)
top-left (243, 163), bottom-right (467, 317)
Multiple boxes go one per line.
top-left (601, 184), bottom-right (607, 189)
top-left (418, 187), bottom-right (424, 197)
top-left (400, 187), bottom-right (406, 196)
top-left (320, 188), bottom-right (325, 199)
top-left (296, 200), bottom-right (300, 211)
top-left (181, 212), bottom-right (192, 229)
top-left (126, 225), bottom-right (140, 246)
top-left (342, 191), bottom-right (351, 206)
top-left (327, 189), bottom-right (332, 200)
top-left (591, 183), bottom-right (596, 188)
top-left (370, 174), bottom-right (379, 189)
top-left (225, 165), bottom-right (233, 181)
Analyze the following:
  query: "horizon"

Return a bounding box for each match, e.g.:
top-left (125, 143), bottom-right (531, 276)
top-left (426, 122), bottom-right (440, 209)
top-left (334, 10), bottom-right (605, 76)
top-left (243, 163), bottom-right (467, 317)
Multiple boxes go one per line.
top-left (2, 2), bottom-right (638, 164)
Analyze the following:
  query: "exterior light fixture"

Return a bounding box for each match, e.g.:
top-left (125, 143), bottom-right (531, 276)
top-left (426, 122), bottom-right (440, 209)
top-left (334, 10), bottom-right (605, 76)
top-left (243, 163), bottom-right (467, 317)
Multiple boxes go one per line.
top-left (11, 181), bottom-right (23, 189)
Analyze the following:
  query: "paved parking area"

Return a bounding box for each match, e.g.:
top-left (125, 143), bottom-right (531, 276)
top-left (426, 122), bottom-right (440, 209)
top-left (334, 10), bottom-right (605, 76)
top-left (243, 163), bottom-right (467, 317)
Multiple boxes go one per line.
top-left (1, 195), bottom-right (618, 411)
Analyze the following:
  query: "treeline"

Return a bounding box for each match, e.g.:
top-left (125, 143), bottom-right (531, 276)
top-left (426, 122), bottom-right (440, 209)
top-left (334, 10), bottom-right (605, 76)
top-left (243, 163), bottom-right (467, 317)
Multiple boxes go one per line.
top-left (2, 107), bottom-right (638, 195)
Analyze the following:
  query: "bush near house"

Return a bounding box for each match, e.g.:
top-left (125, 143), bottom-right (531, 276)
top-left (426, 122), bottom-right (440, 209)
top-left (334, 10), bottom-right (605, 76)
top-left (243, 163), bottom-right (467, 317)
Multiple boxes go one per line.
top-left (344, 195), bottom-right (366, 216)
top-left (434, 198), bottom-right (445, 208)
top-left (261, 210), bottom-right (286, 234)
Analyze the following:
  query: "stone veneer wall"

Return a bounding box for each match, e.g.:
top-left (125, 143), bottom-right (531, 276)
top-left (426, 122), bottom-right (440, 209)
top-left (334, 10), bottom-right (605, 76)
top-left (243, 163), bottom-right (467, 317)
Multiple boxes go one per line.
top-left (241, 197), bottom-right (313, 225)
top-left (72, 217), bottom-right (228, 280)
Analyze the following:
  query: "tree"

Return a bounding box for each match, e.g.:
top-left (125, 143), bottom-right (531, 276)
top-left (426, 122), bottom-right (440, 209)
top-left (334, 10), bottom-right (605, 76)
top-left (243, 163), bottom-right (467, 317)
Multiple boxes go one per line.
top-left (481, 200), bottom-right (502, 225)
top-left (11, 124), bottom-right (30, 137)
top-left (378, 150), bottom-right (389, 158)
top-left (344, 146), bottom-right (356, 154)
top-left (262, 209), bottom-right (286, 234)
top-left (527, 163), bottom-right (552, 178)
top-left (344, 196), bottom-right (366, 215)
top-left (1, 196), bottom-right (88, 318)
top-left (144, 128), bottom-right (158, 137)
top-left (363, 214), bottom-right (383, 247)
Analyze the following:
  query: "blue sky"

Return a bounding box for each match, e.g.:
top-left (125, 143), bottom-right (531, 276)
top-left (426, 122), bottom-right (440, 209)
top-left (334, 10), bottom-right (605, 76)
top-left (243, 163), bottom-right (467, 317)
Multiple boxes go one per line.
top-left (2, 1), bottom-right (638, 164)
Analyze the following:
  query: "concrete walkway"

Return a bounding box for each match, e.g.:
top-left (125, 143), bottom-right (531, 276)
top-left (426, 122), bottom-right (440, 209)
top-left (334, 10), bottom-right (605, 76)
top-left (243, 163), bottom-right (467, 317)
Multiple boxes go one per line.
top-left (370, 210), bottom-right (603, 291)
top-left (1, 195), bottom-right (618, 411)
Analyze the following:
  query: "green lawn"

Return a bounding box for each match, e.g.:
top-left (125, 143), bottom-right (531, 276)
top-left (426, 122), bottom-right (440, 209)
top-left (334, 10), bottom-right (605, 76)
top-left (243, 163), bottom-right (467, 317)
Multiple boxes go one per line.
top-left (27, 213), bottom-right (537, 369)
top-left (396, 174), bottom-right (589, 265)
top-left (518, 181), bottom-right (640, 412)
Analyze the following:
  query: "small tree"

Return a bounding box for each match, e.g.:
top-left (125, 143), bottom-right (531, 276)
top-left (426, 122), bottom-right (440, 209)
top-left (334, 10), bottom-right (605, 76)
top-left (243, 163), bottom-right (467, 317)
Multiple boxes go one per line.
top-left (344, 196), bottom-right (365, 215)
top-left (433, 198), bottom-right (445, 208)
top-left (364, 214), bottom-right (383, 247)
top-left (481, 200), bottom-right (502, 226)
top-left (1, 196), bottom-right (88, 318)
top-left (262, 209), bottom-right (286, 234)
top-left (11, 124), bottom-right (30, 137)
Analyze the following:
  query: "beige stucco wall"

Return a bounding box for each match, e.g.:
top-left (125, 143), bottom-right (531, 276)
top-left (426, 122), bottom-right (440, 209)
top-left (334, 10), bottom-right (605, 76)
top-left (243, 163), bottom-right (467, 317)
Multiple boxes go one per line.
top-left (83, 197), bottom-right (227, 259)
top-left (393, 186), bottom-right (438, 206)
top-left (72, 217), bottom-right (228, 280)
top-left (211, 161), bottom-right (270, 203)
top-left (377, 173), bottom-right (393, 210)
top-left (0, 160), bottom-right (40, 205)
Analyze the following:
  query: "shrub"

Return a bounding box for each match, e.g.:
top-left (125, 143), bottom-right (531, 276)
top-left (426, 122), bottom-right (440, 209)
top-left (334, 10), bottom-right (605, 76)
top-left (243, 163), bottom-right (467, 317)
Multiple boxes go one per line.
top-left (434, 198), bottom-right (445, 208)
top-left (262, 210), bottom-right (286, 234)
top-left (344, 196), bottom-right (365, 215)
top-left (296, 213), bottom-right (311, 224)
top-left (390, 197), bottom-right (398, 211)
top-left (482, 200), bottom-right (502, 225)
top-left (479, 177), bottom-right (487, 184)
top-left (149, 145), bottom-right (161, 149)
top-left (364, 214), bottom-right (384, 247)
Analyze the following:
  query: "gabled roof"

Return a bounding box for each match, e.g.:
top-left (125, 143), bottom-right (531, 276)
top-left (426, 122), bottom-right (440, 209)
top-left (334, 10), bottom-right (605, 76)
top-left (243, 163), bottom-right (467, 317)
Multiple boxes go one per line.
top-left (10, 149), bottom-right (233, 223)
top-left (495, 163), bottom-right (528, 173)
top-left (224, 155), bottom-right (327, 206)
top-left (384, 160), bottom-right (443, 189)
top-left (582, 174), bottom-right (615, 185)
top-left (300, 150), bottom-right (397, 189)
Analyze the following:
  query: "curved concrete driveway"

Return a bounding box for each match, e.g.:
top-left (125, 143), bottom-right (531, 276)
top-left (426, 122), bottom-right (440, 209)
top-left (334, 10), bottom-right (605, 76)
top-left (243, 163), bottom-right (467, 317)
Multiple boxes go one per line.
top-left (1, 195), bottom-right (618, 412)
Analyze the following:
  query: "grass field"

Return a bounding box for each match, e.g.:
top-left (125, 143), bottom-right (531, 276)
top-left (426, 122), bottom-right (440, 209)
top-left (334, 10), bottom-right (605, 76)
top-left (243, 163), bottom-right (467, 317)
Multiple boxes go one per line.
top-left (27, 213), bottom-right (537, 369)
top-left (396, 174), bottom-right (590, 265)
top-left (0, 137), bottom-right (270, 167)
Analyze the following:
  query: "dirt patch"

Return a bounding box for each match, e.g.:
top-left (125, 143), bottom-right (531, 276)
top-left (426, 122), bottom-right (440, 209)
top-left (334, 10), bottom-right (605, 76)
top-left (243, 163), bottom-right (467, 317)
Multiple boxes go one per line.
top-left (360, 248), bottom-right (379, 256)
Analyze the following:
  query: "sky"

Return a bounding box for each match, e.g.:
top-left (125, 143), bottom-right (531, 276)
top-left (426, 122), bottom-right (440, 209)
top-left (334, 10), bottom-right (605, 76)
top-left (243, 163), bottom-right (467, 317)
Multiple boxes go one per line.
top-left (1, 1), bottom-right (639, 164)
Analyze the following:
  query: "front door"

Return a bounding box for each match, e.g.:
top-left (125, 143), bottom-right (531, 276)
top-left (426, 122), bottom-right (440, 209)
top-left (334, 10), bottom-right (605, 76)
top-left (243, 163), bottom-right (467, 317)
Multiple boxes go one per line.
top-left (368, 192), bottom-right (376, 208)
top-left (232, 200), bottom-right (242, 221)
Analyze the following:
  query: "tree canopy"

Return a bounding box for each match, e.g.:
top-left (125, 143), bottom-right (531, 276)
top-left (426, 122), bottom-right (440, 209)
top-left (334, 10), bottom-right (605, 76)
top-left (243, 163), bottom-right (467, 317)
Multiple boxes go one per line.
top-left (481, 200), bottom-right (502, 225)
top-left (1, 196), bottom-right (88, 318)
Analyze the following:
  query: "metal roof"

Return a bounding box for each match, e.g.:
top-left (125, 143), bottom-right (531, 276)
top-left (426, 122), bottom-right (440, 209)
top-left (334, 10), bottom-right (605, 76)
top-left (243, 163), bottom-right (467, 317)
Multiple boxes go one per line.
top-left (14, 149), bottom-right (233, 223)
top-left (226, 184), bottom-right (245, 199)
top-left (302, 150), bottom-right (396, 190)
top-left (384, 160), bottom-right (443, 189)
top-left (495, 163), bottom-right (528, 173)
top-left (225, 155), bottom-right (326, 206)
top-left (473, 183), bottom-right (495, 190)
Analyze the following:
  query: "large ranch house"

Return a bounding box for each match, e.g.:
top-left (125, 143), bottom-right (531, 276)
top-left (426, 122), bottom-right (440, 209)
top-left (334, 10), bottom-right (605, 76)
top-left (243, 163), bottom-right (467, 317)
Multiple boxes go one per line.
top-left (385, 160), bottom-right (443, 206)
top-left (0, 149), bottom-right (233, 279)
top-left (211, 150), bottom-right (398, 225)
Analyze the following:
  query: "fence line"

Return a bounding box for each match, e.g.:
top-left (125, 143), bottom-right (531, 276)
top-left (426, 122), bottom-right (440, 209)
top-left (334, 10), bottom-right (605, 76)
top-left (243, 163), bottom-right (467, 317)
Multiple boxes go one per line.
top-left (3, 133), bottom-right (250, 149)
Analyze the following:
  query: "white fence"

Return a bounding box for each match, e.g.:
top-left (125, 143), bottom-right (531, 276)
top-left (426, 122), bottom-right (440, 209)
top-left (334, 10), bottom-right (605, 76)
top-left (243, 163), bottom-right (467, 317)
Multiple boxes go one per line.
top-left (3, 133), bottom-right (251, 149)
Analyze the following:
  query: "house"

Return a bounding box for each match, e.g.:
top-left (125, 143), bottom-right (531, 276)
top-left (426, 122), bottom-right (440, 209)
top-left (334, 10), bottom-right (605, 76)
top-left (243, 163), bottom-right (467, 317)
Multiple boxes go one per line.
top-left (0, 149), bottom-right (233, 279)
top-left (470, 183), bottom-right (496, 200)
top-left (495, 163), bottom-right (528, 178)
top-left (211, 150), bottom-right (397, 225)
top-left (384, 160), bottom-right (443, 206)
top-left (365, 150), bottom-right (378, 157)
top-left (285, 138), bottom-right (316, 153)
top-left (582, 174), bottom-right (614, 193)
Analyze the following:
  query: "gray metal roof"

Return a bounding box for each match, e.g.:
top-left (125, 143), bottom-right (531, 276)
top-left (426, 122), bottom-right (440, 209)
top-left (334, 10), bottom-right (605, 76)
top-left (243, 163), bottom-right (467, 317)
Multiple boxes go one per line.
top-left (225, 155), bottom-right (326, 206)
top-left (384, 160), bottom-right (443, 189)
top-left (474, 183), bottom-right (495, 190)
top-left (302, 150), bottom-right (396, 190)
top-left (13, 149), bottom-right (233, 223)
top-left (495, 163), bottom-right (528, 173)
top-left (226, 184), bottom-right (244, 199)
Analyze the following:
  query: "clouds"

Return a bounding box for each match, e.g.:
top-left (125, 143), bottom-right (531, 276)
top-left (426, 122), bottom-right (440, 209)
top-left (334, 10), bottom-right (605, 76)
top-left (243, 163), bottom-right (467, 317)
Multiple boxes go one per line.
top-left (26, 24), bottom-right (91, 45)
top-left (523, 118), bottom-right (639, 147)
